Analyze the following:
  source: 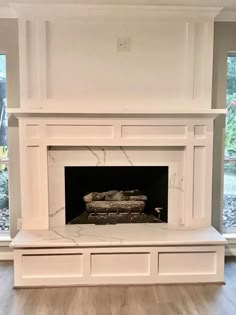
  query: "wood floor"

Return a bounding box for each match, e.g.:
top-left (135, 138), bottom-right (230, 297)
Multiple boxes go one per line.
top-left (0, 258), bottom-right (236, 315)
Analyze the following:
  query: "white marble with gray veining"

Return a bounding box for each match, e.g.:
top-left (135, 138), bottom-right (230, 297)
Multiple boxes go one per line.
top-left (11, 223), bottom-right (226, 248)
top-left (48, 146), bottom-right (184, 227)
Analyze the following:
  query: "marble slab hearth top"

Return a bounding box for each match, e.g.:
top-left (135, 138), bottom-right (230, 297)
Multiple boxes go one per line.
top-left (11, 224), bottom-right (227, 248)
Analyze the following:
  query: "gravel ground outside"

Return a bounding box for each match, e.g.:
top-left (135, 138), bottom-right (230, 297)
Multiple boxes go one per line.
top-left (223, 195), bottom-right (236, 231)
top-left (0, 207), bottom-right (9, 231)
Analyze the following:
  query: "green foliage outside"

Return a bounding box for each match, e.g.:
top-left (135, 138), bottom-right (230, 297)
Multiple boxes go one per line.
top-left (0, 55), bottom-right (8, 215)
top-left (0, 55), bottom-right (7, 148)
top-left (0, 55), bottom-right (6, 79)
top-left (225, 93), bottom-right (236, 158)
top-left (225, 57), bottom-right (236, 158)
top-left (0, 167), bottom-right (8, 209)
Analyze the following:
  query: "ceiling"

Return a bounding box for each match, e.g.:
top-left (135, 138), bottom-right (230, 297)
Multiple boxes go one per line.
top-left (0, 0), bottom-right (234, 9)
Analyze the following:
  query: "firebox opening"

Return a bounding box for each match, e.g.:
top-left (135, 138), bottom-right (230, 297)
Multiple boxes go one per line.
top-left (65, 166), bottom-right (168, 225)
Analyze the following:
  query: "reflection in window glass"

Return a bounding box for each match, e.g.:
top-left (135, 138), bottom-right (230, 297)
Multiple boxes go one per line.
top-left (223, 55), bottom-right (236, 233)
top-left (0, 54), bottom-right (9, 231)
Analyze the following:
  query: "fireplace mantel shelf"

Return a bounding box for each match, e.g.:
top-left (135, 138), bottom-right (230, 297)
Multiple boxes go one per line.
top-left (7, 108), bottom-right (226, 119)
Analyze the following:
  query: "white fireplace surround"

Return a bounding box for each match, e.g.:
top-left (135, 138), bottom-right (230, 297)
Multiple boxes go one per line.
top-left (9, 110), bottom-right (223, 230)
top-left (6, 2), bottom-right (227, 287)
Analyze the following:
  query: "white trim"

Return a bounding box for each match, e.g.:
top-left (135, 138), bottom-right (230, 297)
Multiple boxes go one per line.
top-left (0, 249), bottom-right (13, 261)
top-left (223, 235), bottom-right (236, 256)
top-left (225, 244), bottom-right (236, 256)
top-left (0, 233), bottom-right (11, 242)
top-left (0, 4), bottom-right (17, 18)
top-left (2, 3), bottom-right (236, 22)
top-left (223, 234), bottom-right (236, 243)
top-left (7, 108), bottom-right (226, 117)
top-left (9, 4), bottom-right (222, 20)
top-left (216, 11), bottom-right (236, 22)
top-left (0, 241), bottom-right (11, 247)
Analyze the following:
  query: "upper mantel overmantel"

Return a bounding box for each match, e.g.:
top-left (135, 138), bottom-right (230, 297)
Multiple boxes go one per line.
top-left (7, 3), bottom-right (223, 112)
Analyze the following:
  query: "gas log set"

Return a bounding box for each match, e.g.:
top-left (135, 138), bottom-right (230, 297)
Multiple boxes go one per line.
top-left (69, 190), bottom-right (163, 225)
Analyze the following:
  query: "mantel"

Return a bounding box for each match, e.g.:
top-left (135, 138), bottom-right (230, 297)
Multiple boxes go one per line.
top-left (7, 108), bottom-right (226, 119)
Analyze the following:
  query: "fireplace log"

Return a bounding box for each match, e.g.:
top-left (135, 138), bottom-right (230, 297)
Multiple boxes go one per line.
top-left (86, 201), bottom-right (145, 213)
top-left (122, 190), bottom-right (141, 196)
top-left (105, 190), bottom-right (125, 201)
top-left (83, 192), bottom-right (106, 202)
top-left (88, 213), bottom-right (142, 224)
top-left (105, 191), bottom-right (147, 201)
top-left (83, 190), bottom-right (147, 202)
top-left (70, 212), bottom-right (163, 224)
top-left (128, 195), bottom-right (147, 201)
top-left (86, 212), bottom-right (163, 224)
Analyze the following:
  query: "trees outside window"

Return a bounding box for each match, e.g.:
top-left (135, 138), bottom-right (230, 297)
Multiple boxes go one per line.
top-left (223, 55), bottom-right (236, 233)
top-left (0, 54), bottom-right (9, 232)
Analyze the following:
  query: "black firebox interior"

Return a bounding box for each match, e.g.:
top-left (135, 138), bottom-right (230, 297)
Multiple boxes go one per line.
top-left (65, 166), bottom-right (168, 224)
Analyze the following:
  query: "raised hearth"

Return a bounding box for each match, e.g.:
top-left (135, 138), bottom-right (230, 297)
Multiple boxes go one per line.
top-left (12, 224), bottom-right (226, 287)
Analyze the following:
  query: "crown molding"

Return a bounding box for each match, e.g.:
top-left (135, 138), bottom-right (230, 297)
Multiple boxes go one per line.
top-left (215, 10), bottom-right (236, 22)
top-left (7, 3), bottom-right (222, 20)
top-left (0, 3), bottom-right (16, 17)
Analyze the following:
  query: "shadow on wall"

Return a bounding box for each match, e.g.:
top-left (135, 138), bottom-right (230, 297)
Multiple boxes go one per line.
top-left (212, 115), bottom-right (225, 232)
top-left (8, 114), bottom-right (21, 238)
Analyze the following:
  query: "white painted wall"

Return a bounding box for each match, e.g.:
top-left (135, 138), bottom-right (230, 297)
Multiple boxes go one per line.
top-left (47, 20), bottom-right (186, 106)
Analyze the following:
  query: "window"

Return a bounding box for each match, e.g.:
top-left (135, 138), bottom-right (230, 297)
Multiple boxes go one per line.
top-left (0, 54), bottom-right (9, 232)
top-left (223, 54), bottom-right (236, 233)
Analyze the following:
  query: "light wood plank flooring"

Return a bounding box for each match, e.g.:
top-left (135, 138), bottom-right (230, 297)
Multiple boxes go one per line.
top-left (0, 258), bottom-right (236, 315)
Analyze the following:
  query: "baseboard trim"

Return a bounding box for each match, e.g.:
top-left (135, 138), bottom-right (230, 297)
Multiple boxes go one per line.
top-left (225, 244), bottom-right (236, 256)
top-left (0, 251), bottom-right (13, 261)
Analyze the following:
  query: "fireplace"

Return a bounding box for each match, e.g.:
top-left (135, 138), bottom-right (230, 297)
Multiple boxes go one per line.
top-left (7, 3), bottom-right (227, 287)
top-left (65, 166), bottom-right (168, 224)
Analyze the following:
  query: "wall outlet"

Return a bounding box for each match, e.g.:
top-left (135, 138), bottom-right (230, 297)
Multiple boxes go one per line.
top-left (117, 37), bottom-right (131, 52)
top-left (17, 218), bottom-right (22, 230)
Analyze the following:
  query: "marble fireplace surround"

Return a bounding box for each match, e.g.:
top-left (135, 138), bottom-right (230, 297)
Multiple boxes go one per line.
top-left (48, 146), bottom-right (183, 227)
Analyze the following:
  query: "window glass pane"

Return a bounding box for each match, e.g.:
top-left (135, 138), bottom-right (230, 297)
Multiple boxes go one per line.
top-left (0, 164), bottom-right (9, 231)
top-left (0, 54), bottom-right (9, 232)
top-left (223, 55), bottom-right (236, 233)
top-left (0, 54), bottom-right (7, 158)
